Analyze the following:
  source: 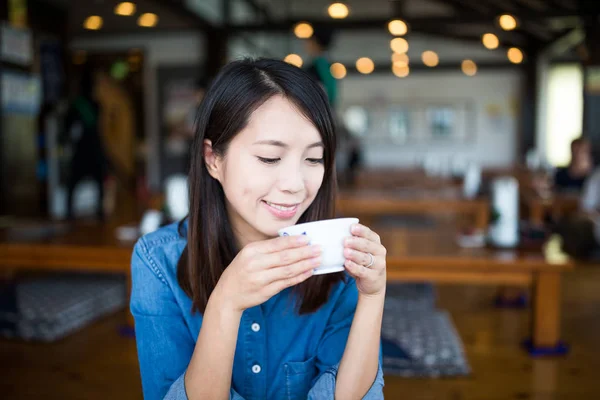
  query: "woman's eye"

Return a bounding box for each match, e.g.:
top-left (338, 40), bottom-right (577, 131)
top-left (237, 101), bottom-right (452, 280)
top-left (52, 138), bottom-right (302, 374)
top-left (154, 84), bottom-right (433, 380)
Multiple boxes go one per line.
top-left (257, 157), bottom-right (280, 165)
top-left (307, 158), bottom-right (324, 164)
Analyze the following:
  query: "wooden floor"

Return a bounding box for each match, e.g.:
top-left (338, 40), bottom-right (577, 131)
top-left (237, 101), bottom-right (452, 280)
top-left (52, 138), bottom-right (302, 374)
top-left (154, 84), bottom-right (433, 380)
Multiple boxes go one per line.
top-left (2, 267), bottom-right (600, 400)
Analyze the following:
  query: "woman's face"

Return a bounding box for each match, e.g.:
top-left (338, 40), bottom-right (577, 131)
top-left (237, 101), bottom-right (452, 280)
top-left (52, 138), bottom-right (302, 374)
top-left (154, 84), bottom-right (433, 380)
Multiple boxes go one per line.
top-left (205, 95), bottom-right (326, 247)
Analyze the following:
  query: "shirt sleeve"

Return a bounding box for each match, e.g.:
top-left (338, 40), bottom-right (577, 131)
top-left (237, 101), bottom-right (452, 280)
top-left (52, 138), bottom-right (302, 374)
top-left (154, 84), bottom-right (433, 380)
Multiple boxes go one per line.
top-left (130, 237), bottom-right (246, 400)
top-left (307, 277), bottom-right (385, 399)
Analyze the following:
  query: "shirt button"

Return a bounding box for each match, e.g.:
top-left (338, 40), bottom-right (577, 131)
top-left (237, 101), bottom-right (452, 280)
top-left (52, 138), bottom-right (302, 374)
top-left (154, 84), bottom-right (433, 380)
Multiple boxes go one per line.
top-left (252, 364), bottom-right (261, 374)
top-left (251, 323), bottom-right (260, 332)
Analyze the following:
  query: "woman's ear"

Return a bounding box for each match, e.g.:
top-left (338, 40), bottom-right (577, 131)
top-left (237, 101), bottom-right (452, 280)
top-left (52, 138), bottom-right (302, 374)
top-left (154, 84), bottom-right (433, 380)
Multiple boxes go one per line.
top-left (203, 139), bottom-right (221, 181)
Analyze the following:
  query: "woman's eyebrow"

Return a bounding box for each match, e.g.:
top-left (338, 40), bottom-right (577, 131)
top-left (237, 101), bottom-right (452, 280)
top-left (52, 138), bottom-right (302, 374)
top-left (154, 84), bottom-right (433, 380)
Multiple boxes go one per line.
top-left (253, 140), bottom-right (324, 149)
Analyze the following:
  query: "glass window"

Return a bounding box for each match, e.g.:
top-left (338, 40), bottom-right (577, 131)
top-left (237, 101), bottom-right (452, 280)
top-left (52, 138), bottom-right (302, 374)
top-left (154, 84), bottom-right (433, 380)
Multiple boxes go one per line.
top-left (427, 106), bottom-right (454, 138)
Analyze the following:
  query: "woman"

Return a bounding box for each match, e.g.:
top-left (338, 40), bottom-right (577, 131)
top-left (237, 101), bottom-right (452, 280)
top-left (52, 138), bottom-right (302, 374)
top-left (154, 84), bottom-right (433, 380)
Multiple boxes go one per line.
top-left (130, 59), bottom-right (386, 400)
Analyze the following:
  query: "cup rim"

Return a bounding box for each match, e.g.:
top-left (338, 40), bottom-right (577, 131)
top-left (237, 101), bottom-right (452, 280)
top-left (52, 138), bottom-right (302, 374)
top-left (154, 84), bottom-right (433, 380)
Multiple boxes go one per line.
top-left (277, 217), bottom-right (359, 235)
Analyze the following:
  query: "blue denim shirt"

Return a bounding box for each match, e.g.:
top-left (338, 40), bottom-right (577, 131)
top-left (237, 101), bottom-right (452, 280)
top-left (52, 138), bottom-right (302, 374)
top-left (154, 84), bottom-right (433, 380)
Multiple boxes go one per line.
top-left (130, 222), bottom-right (385, 400)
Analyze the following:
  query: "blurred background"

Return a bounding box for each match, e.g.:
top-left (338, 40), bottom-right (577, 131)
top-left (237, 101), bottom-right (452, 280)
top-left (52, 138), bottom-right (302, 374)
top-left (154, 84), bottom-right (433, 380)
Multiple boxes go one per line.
top-left (1, 0), bottom-right (600, 399)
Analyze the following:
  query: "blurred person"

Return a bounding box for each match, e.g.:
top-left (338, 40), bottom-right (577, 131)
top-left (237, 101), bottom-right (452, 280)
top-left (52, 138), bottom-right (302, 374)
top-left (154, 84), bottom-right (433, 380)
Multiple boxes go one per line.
top-left (557, 166), bottom-right (600, 259)
top-left (130, 59), bottom-right (386, 400)
top-left (554, 137), bottom-right (592, 192)
top-left (305, 25), bottom-right (337, 108)
top-left (61, 67), bottom-right (108, 220)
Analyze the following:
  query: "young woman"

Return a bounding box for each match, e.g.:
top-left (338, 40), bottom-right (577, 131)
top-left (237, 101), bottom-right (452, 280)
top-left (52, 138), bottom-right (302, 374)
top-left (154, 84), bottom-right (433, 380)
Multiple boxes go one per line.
top-left (130, 58), bottom-right (387, 400)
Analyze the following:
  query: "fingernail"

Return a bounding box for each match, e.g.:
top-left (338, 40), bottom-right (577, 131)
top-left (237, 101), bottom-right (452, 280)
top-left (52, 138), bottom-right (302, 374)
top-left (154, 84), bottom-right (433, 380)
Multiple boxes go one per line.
top-left (311, 256), bottom-right (322, 266)
top-left (344, 248), bottom-right (353, 257)
top-left (311, 245), bottom-right (322, 255)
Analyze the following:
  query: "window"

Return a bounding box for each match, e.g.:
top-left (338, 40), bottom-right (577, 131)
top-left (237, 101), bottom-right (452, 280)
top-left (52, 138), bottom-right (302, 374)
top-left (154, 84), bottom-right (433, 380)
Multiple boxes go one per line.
top-left (427, 106), bottom-right (455, 138)
top-left (388, 107), bottom-right (409, 143)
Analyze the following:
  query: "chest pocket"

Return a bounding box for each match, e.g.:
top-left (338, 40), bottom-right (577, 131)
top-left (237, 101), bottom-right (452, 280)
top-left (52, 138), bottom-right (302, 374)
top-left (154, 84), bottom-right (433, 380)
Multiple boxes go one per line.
top-left (284, 355), bottom-right (318, 400)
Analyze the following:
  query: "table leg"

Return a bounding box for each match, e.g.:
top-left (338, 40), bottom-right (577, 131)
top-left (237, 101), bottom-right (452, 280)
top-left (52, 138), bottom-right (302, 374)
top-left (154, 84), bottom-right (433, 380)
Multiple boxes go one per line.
top-left (525, 271), bottom-right (568, 356)
top-left (475, 203), bottom-right (489, 231)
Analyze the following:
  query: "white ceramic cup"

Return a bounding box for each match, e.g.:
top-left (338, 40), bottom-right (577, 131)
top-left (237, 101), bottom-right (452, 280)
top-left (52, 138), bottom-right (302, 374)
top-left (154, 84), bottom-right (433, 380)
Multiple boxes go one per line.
top-left (278, 217), bottom-right (359, 275)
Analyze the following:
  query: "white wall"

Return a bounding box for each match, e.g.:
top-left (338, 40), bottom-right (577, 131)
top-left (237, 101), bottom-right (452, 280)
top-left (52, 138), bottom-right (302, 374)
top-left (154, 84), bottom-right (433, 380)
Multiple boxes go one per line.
top-left (71, 32), bottom-right (205, 189)
top-left (338, 70), bottom-right (522, 169)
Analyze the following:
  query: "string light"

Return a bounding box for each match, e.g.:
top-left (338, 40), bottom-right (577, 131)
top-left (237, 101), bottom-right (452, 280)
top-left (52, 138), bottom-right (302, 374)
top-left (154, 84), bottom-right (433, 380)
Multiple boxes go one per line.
top-left (392, 64), bottom-right (410, 78)
top-left (356, 57), bottom-right (375, 74)
top-left (507, 47), bottom-right (524, 64)
top-left (462, 60), bottom-right (477, 76)
top-left (330, 63), bottom-right (347, 79)
top-left (392, 53), bottom-right (409, 67)
top-left (284, 54), bottom-right (303, 67)
top-left (115, 2), bottom-right (136, 16)
top-left (422, 51), bottom-right (439, 67)
top-left (84, 16), bottom-right (103, 30)
top-left (328, 3), bottom-right (349, 19)
top-left (388, 20), bottom-right (408, 36)
top-left (482, 33), bottom-right (499, 50)
top-left (294, 22), bottom-right (313, 39)
top-left (499, 14), bottom-right (517, 31)
top-left (390, 38), bottom-right (409, 53)
top-left (138, 13), bottom-right (158, 27)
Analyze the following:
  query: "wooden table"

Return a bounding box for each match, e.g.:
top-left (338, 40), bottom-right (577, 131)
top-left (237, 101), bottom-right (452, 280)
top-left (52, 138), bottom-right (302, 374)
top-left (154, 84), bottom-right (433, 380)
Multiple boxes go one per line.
top-left (337, 187), bottom-right (490, 231)
top-left (376, 222), bottom-right (573, 353)
top-left (0, 221), bottom-right (136, 324)
top-left (1, 219), bottom-right (572, 354)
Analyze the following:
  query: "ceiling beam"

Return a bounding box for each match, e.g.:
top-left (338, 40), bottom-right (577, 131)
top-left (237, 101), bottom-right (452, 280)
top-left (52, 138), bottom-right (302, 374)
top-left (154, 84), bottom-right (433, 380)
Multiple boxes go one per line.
top-left (228, 11), bottom-right (580, 33)
top-left (438, 0), bottom-right (496, 16)
top-left (343, 61), bottom-right (521, 75)
top-left (145, 0), bottom-right (217, 32)
top-left (411, 26), bottom-right (524, 49)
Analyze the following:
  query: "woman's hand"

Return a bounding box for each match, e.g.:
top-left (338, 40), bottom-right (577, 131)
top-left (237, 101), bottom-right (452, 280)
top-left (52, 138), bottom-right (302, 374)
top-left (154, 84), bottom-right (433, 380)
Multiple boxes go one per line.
top-left (214, 235), bottom-right (322, 313)
top-left (343, 223), bottom-right (387, 297)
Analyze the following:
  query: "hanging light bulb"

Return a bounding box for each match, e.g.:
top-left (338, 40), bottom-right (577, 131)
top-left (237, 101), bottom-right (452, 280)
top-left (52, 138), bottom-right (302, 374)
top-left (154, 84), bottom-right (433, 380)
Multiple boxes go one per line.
top-left (499, 14), bottom-right (517, 31)
top-left (294, 22), bottom-right (313, 39)
top-left (392, 53), bottom-right (409, 67)
top-left (330, 63), bottom-right (347, 79)
top-left (392, 64), bottom-right (410, 78)
top-left (390, 38), bottom-right (409, 53)
top-left (388, 19), bottom-right (408, 36)
top-left (115, 2), bottom-right (136, 16)
top-left (507, 47), bottom-right (524, 64)
top-left (138, 13), bottom-right (158, 27)
top-left (84, 16), bottom-right (103, 30)
top-left (356, 57), bottom-right (375, 74)
top-left (482, 33), bottom-right (499, 50)
top-left (422, 51), bottom-right (439, 67)
top-left (284, 54), bottom-right (303, 67)
top-left (462, 60), bottom-right (477, 76)
top-left (328, 3), bottom-right (349, 19)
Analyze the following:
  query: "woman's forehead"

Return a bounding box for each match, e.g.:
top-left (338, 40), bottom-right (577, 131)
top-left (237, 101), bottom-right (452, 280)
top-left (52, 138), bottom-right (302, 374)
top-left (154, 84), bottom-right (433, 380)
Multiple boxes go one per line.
top-left (240, 96), bottom-right (322, 145)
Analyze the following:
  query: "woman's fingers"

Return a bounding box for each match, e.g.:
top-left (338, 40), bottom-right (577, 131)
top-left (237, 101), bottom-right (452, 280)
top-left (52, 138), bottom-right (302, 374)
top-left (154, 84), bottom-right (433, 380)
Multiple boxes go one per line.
top-left (343, 247), bottom-right (375, 268)
top-left (344, 258), bottom-right (373, 279)
top-left (351, 223), bottom-right (381, 244)
top-left (257, 244), bottom-right (321, 270)
top-left (344, 236), bottom-right (385, 257)
top-left (262, 255), bottom-right (321, 284)
top-left (251, 234), bottom-right (310, 254)
top-left (266, 265), bottom-right (316, 294)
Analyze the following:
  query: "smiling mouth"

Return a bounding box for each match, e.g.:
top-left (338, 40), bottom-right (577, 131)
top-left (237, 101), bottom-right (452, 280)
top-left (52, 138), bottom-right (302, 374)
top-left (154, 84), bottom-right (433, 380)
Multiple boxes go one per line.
top-left (263, 201), bottom-right (300, 211)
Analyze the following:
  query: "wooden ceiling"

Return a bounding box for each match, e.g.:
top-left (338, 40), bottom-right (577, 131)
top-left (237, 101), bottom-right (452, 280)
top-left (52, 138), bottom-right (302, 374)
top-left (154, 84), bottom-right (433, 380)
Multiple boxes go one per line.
top-left (232, 0), bottom-right (590, 52)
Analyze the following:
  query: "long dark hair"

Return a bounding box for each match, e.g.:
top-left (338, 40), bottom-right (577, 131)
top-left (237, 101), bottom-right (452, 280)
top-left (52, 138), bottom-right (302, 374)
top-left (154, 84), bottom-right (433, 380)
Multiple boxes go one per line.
top-left (177, 58), bottom-right (343, 315)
